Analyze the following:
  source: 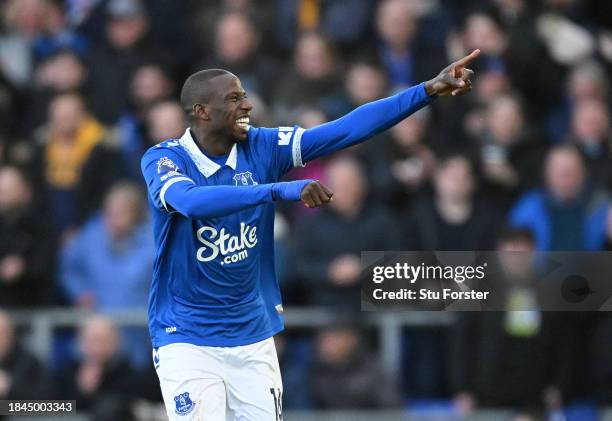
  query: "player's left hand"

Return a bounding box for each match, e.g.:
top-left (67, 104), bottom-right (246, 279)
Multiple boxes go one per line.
top-left (301, 180), bottom-right (333, 208)
top-left (425, 49), bottom-right (480, 97)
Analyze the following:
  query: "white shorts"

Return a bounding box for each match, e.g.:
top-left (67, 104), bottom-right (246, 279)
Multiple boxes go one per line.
top-left (154, 337), bottom-right (283, 421)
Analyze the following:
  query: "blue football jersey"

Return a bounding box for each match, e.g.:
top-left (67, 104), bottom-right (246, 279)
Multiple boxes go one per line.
top-left (141, 82), bottom-right (433, 348)
top-left (141, 126), bottom-right (305, 347)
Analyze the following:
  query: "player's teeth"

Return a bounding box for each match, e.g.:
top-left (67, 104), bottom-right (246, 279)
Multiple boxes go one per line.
top-left (236, 118), bottom-right (249, 129)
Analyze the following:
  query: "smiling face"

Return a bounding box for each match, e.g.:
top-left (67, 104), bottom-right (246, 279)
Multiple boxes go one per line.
top-left (204, 74), bottom-right (253, 141)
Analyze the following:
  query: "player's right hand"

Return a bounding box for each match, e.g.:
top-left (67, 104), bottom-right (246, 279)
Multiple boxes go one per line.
top-left (301, 181), bottom-right (333, 208)
top-left (425, 49), bottom-right (480, 97)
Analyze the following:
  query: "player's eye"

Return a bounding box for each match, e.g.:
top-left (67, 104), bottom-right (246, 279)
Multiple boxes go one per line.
top-left (228, 94), bottom-right (247, 103)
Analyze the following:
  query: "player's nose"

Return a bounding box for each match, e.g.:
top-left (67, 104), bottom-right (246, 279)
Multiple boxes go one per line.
top-left (240, 97), bottom-right (253, 112)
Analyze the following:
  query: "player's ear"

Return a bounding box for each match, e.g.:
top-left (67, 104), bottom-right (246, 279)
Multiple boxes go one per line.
top-left (193, 103), bottom-right (209, 121)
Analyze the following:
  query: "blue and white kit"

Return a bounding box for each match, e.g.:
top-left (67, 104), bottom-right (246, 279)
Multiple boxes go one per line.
top-left (141, 83), bottom-right (433, 420)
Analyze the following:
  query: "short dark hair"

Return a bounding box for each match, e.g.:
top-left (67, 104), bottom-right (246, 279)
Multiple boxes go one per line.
top-left (497, 228), bottom-right (536, 246)
top-left (436, 151), bottom-right (476, 171)
top-left (179, 69), bottom-right (233, 114)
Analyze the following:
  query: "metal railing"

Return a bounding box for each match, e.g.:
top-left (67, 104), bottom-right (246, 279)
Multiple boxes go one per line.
top-left (8, 307), bottom-right (455, 374)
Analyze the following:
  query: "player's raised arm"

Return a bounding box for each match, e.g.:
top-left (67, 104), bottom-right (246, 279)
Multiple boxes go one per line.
top-left (299, 50), bottom-right (480, 163)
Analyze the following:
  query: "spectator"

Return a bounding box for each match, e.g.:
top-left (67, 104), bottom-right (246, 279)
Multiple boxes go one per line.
top-left (59, 315), bottom-right (137, 419)
top-left (472, 94), bottom-right (547, 208)
top-left (451, 229), bottom-right (582, 415)
top-left (344, 60), bottom-right (388, 107)
top-left (116, 63), bottom-right (175, 176)
top-left (405, 153), bottom-right (499, 250)
top-left (34, 48), bottom-right (88, 93)
top-left (374, 0), bottom-right (444, 89)
top-left (0, 165), bottom-right (56, 307)
top-left (0, 309), bottom-right (55, 400)
top-left (547, 61), bottom-right (609, 141)
top-left (29, 50), bottom-right (88, 130)
top-left (0, 0), bottom-right (48, 86)
top-left (59, 181), bottom-right (152, 310)
top-left (274, 32), bottom-right (344, 122)
top-left (470, 66), bottom-right (512, 108)
top-left (461, 11), bottom-right (562, 116)
top-left (510, 146), bottom-right (610, 250)
top-left (33, 92), bottom-right (126, 235)
top-left (293, 156), bottom-right (401, 307)
top-left (310, 325), bottom-right (400, 409)
top-left (145, 100), bottom-right (186, 145)
top-left (59, 182), bottom-right (153, 366)
top-left (335, 59), bottom-right (389, 122)
top-left (565, 98), bottom-right (612, 187)
top-left (198, 12), bottom-right (278, 104)
top-left (193, 0), bottom-right (275, 58)
top-left (368, 108), bottom-right (436, 210)
top-left (87, 0), bottom-right (159, 124)
top-left (399, 154), bottom-right (498, 399)
top-left (32, 0), bottom-right (89, 61)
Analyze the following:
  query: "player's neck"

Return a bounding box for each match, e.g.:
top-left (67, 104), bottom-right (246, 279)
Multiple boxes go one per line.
top-left (190, 127), bottom-right (234, 156)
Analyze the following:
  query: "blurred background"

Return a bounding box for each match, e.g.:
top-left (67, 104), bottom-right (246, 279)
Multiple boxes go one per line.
top-left (0, 0), bottom-right (611, 419)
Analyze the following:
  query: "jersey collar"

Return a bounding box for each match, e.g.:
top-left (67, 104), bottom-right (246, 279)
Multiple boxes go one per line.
top-left (178, 128), bottom-right (238, 177)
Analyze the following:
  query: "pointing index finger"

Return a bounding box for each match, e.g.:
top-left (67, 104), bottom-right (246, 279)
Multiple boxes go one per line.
top-left (454, 49), bottom-right (481, 68)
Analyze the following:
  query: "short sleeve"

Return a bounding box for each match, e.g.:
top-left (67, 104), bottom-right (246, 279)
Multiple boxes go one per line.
top-left (141, 146), bottom-right (195, 212)
top-left (250, 126), bottom-right (305, 180)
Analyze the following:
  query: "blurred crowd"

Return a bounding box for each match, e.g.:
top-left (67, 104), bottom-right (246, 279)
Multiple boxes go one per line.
top-left (0, 0), bottom-right (611, 418)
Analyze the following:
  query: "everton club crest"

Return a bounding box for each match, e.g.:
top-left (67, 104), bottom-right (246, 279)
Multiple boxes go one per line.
top-left (174, 392), bottom-right (196, 416)
top-left (233, 171), bottom-right (258, 186)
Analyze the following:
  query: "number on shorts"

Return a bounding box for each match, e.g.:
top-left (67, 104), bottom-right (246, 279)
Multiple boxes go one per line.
top-left (269, 387), bottom-right (283, 420)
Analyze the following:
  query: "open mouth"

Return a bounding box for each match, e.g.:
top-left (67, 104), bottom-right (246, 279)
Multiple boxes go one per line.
top-left (235, 116), bottom-right (250, 130)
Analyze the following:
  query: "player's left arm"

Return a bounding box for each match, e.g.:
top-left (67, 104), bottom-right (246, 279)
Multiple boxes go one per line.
top-left (299, 50), bottom-right (480, 163)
